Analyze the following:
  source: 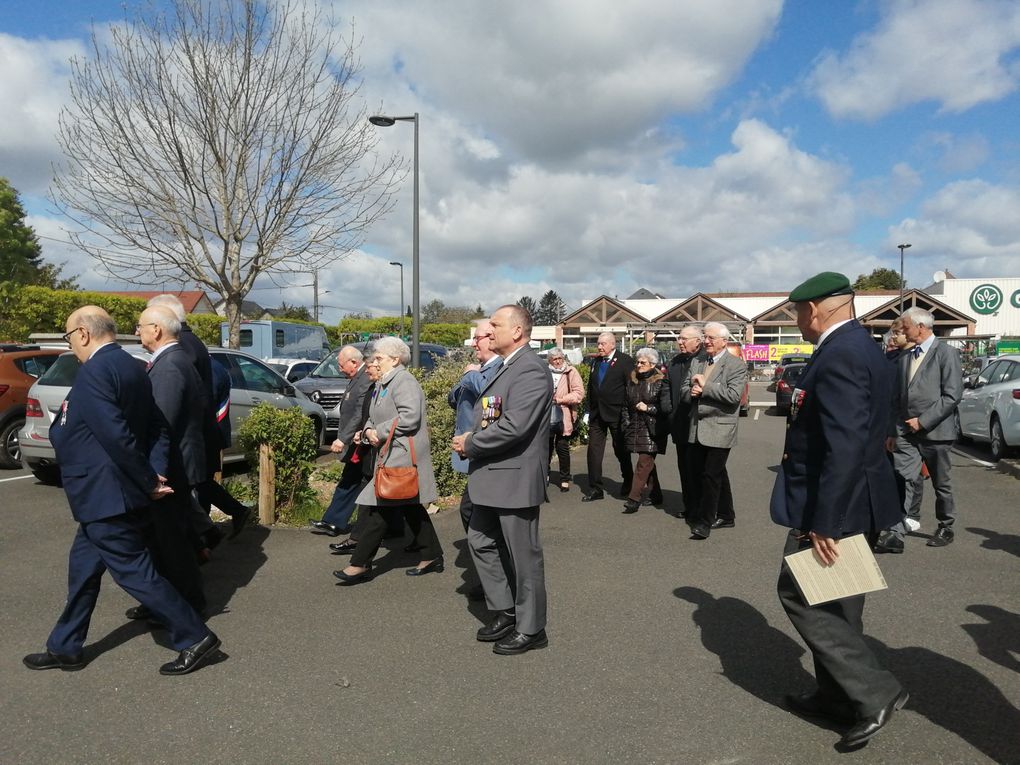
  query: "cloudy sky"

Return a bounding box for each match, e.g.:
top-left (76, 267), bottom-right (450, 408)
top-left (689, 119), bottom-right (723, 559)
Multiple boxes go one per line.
top-left (3, 0), bottom-right (1020, 323)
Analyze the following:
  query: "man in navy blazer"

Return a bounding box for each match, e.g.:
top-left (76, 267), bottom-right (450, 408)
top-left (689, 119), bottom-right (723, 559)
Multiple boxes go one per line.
top-left (23, 307), bottom-right (220, 676)
top-left (770, 274), bottom-right (906, 748)
top-left (583, 332), bottom-right (634, 501)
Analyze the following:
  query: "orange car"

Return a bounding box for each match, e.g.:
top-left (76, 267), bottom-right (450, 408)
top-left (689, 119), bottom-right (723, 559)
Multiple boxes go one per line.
top-left (0, 344), bottom-right (64, 468)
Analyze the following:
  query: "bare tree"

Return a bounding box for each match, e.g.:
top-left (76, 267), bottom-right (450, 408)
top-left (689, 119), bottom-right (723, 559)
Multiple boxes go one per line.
top-left (51, 0), bottom-right (403, 346)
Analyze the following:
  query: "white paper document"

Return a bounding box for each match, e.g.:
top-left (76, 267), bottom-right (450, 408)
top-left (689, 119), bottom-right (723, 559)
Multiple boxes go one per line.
top-left (784, 534), bottom-right (888, 606)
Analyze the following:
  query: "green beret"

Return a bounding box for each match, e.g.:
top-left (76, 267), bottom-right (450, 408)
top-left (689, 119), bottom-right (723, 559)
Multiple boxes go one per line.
top-left (788, 272), bottom-right (854, 303)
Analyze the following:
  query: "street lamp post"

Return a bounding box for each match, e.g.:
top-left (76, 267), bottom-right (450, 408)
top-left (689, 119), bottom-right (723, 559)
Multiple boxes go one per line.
top-left (898, 243), bottom-right (912, 313)
top-left (370, 113), bottom-right (420, 368)
top-left (389, 261), bottom-right (405, 338)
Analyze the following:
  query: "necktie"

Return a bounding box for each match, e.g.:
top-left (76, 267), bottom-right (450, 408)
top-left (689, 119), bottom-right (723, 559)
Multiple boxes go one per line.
top-left (707, 356), bottom-right (714, 365)
top-left (596, 358), bottom-right (609, 386)
top-left (911, 346), bottom-right (923, 359)
top-left (908, 346), bottom-right (924, 382)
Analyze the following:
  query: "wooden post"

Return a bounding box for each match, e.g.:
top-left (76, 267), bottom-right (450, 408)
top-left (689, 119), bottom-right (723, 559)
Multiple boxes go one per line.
top-left (258, 443), bottom-right (276, 525)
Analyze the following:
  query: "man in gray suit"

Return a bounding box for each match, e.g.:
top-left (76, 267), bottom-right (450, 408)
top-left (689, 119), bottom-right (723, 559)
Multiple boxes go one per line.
top-left (452, 305), bottom-right (553, 655)
top-left (680, 322), bottom-right (748, 540)
top-left (879, 307), bottom-right (962, 550)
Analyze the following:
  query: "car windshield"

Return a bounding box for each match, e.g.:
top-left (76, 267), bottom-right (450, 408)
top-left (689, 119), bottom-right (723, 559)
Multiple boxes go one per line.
top-left (309, 353), bottom-right (344, 378)
top-left (35, 353), bottom-right (80, 386)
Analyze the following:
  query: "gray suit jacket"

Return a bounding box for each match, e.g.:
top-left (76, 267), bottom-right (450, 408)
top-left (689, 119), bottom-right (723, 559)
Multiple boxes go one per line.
top-left (890, 337), bottom-right (962, 441)
top-left (148, 343), bottom-right (207, 486)
top-left (464, 345), bottom-right (553, 509)
top-left (357, 367), bottom-right (438, 506)
top-left (335, 364), bottom-right (372, 462)
top-left (680, 351), bottom-right (747, 448)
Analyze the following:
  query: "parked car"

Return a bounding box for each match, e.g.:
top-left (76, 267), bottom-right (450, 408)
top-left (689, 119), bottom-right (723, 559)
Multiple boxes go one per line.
top-left (957, 354), bottom-right (1020, 461)
top-left (0, 344), bottom-right (66, 468)
top-left (772, 353), bottom-right (812, 380)
top-left (725, 342), bottom-right (751, 417)
top-left (295, 340), bottom-right (448, 440)
top-left (265, 358), bottom-right (319, 383)
top-left (19, 346), bottom-right (326, 484)
top-left (774, 362), bottom-right (808, 414)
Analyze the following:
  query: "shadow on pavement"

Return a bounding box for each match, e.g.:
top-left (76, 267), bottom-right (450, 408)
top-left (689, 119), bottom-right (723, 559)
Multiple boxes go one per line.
top-left (961, 604), bottom-right (1020, 675)
top-left (966, 526), bottom-right (1020, 559)
top-left (451, 538), bottom-right (489, 625)
top-left (202, 523), bottom-right (270, 616)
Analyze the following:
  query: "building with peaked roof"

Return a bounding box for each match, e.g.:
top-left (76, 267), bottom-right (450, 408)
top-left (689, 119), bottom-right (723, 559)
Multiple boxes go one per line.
top-left (101, 290), bottom-right (216, 314)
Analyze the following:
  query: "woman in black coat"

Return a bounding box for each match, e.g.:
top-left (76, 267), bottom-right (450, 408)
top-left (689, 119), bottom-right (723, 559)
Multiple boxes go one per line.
top-left (621, 347), bottom-right (672, 514)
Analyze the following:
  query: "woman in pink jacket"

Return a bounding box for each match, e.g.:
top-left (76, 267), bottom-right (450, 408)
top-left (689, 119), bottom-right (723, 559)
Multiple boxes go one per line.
top-left (547, 348), bottom-right (585, 492)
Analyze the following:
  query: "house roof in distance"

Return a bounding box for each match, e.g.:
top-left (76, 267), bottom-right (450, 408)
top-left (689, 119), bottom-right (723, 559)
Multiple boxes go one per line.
top-left (101, 290), bottom-right (215, 314)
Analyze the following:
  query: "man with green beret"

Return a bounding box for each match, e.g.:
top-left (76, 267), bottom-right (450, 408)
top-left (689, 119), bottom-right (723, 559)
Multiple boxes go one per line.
top-left (770, 271), bottom-right (908, 748)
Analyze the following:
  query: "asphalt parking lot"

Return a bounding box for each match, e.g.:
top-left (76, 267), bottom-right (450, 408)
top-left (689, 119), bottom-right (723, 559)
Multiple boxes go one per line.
top-left (2, 398), bottom-right (1018, 765)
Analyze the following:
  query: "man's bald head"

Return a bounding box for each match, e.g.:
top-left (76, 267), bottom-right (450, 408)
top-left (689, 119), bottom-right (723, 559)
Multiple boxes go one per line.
top-left (65, 306), bottom-right (117, 362)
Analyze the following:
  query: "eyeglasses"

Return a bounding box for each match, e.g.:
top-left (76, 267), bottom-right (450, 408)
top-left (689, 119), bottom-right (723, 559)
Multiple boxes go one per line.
top-left (472, 333), bottom-right (492, 342)
top-left (636, 360), bottom-right (653, 366)
top-left (61, 327), bottom-right (84, 343)
top-left (704, 335), bottom-right (726, 341)
top-left (135, 322), bottom-right (158, 331)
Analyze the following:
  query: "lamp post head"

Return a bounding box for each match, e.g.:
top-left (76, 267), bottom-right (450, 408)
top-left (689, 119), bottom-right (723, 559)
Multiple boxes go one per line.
top-left (388, 261), bottom-right (402, 267)
top-left (369, 115), bottom-right (396, 127)
top-left (898, 243), bottom-right (912, 251)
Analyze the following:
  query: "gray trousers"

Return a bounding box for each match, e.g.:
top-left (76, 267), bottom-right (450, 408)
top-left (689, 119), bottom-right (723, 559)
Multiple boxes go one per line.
top-left (890, 435), bottom-right (956, 538)
top-left (468, 503), bottom-right (547, 636)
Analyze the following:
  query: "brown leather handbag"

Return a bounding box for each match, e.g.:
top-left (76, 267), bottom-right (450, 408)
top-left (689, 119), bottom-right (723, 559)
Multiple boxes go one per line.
top-left (374, 420), bottom-right (419, 500)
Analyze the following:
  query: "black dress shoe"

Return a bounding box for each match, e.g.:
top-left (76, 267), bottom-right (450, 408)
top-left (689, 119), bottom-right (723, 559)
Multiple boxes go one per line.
top-left (125, 604), bottom-right (153, 620)
top-left (710, 518), bottom-right (735, 529)
top-left (476, 611), bottom-right (516, 642)
top-left (405, 558), bottom-right (444, 577)
top-left (784, 692), bottom-right (855, 723)
top-left (689, 524), bottom-right (710, 540)
top-left (840, 690), bottom-right (909, 747)
top-left (201, 527), bottom-right (224, 551)
top-left (311, 520), bottom-right (343, 537)
top-left (581, 489), bottom-right (604, 502)
top-left (229, 506), bottom-right (250, 539)
top-left (927, 526), bottom-right (954, 547)
top-left (329, 539), bottom-right (358, 554)
top-left (642, 493), bottom-right (664, 506)
top-left (333, 565), bottom-right (372, 585)
top-left (23, 649), bottom-right (86, 671)
top-left (493, 629), bottom-right (549, 655)
top-left (873, 531), bottom-right (904, 554)
top-left (622, 499), bottom-right (640, 514)
top-left (158, 632), bottom-right (221, 676)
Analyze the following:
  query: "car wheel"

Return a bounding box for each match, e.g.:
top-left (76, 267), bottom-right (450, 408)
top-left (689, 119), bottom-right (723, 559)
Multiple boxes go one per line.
top-left (989, 417), bottom-right (1007, 462)
top-left (0, 418), bottom-right (24, 469)
top-left (310, 416), bottom-right (323, 446)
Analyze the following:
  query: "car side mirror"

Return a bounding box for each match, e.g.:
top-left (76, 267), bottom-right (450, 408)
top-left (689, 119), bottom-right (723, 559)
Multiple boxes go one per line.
top-left (283, 384), bottom-right (296, 397)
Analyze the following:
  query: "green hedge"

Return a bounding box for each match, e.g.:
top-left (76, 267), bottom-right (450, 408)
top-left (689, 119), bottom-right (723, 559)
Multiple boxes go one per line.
top-left (0, 283), bottom-right (148, 340)
top-left (411, 356), bottom-right (468, 500)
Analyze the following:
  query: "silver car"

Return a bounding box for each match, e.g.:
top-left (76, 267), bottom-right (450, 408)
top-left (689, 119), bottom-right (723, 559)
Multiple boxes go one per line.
top-left (20, 345), bottom-right (326, 483)
top-left (957, 354), bottom-right (1020, 461)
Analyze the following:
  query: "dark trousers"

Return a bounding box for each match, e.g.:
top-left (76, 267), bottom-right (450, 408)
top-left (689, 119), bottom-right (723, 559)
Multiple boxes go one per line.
top-left (350, 504), bottom-right (441, 567)
top-left (686, 443), bottom-right (733, 526)
top-left (627, 453), bottom-right (660, 502)
top-left (145, 492), bottom-right (205, 612)
top-left (48, 511), bottom-right (209, 655)
top-left (586, 413), bottom-right (633, 493)
top-left (777, 531), bottom-right (902, 717)
top-left (196, 479), bottom-right (248, 518)
top-left (548, 424), bottom-right (573, 484)
top-left (321, 461), bottom-right (364, 530)
top-left (673, 438), bottom-right (694, 514)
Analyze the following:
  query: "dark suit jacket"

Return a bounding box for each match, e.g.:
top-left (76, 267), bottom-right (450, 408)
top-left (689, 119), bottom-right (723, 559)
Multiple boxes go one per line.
top-left (667, 350), bottom-right (701, 443)
top-left (335, 364), bottom-right (373, 462)
top-left (770, 320), bottom-right (901, 538)
top-left (587, 351), bottom-right (634, 424)
top-left (889, 337), bottom-right (962, 442)
top-left (147, 343), bottom-right (207, 486)
top-left (178, 322), bottom-right (220, 470)
top-left (50, 344), bottom-right (169, 523)
top-left (465, 346), bottom-right (553, 509)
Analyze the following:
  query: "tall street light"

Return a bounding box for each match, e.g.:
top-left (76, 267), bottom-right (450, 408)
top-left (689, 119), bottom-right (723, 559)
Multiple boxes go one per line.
top-left (898, 243), bottom-right (912, 313)
top-left (370, 113), bottom-right (420, 368)
top-left (389, 261), bottom-right (405, 339)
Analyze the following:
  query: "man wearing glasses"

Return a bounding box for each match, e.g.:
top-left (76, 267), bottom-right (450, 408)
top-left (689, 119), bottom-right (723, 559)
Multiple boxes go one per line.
top-left (680, 322), bottom-right (748, 539)
top-left (583, 332), bottom-right (635, 501)
top-left (310, 345), bottom-right (373, 537)
top-left (668, 326), bottom-right (706, 516)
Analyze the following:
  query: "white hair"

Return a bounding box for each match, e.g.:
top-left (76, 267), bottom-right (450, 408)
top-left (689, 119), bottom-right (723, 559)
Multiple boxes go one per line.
top-left (597, 332), bottom-right (617, 345)
top-left (901, 307), bottom-right (934, 329)
top-left (680, 324), bottom-right (704, 341)
top-left (147, 294), bottom-right (187, 322)
top-left (372, 336), bottom-right (411, 365)
top-left (703, 322), bottom-right (728, 339)
top-left (635, 347), bottom-right (660, 365)
top-left (339, 345), bottom-right (364, 362)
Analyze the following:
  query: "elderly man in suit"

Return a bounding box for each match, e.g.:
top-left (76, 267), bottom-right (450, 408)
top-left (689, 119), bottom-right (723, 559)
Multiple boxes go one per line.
top-left (876, 307), bottom-right (963, 552)
top-left (129, 305), bottom-right (209, 618)
top-left (667, 324), bottom-right (705, 517)
top-left (680, 321), bottom-right (748, 539)
top-left (23, 307), bottom-right (220, 676)
top-left (452, 305), bottom-right (553, 655)
top-left (583, 331), bottom-right (634, 501)
top-left (772, 273), bottom-right (906, 748)
top-left (311, 345), bottom-right (374, 537)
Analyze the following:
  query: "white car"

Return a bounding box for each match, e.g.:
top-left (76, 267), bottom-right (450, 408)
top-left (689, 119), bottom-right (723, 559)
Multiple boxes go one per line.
top-left (957, 354), bottom-right (1020, 461)
top-left (264, 358), bottom-right (320, 383)
top-left (20, 345), bottom-right (326, 483)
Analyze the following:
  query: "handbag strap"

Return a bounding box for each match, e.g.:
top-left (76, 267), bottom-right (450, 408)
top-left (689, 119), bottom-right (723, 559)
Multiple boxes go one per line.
top-left (379, 420), bottom-right (416, 467)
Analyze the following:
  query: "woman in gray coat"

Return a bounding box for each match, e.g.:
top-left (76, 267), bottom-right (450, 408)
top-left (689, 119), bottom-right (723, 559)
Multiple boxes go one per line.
top-left (334, 337), bottom-right (443, 584)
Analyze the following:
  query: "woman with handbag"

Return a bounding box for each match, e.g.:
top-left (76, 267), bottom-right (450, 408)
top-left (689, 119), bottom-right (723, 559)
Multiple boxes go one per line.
top-left (547, 348), bottom-right (584, 492)
top-left (620, 347), bottom-right (672, 514)
top-left (334, 337), bottom-right (443, 585)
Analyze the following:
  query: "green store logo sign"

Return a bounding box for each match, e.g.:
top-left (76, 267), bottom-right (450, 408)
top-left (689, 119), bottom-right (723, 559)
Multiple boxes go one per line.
top-left (969, 284), bottom-right (1003, 315)
top-left (1011, 289), bottom-right (1020, 309)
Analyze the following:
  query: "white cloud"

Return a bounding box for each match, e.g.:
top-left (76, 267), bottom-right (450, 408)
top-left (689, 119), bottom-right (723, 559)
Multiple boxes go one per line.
top-left (0, 34), bottom-right (82, 194)
top-left (810, 0), bottom-right (1020, 120)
